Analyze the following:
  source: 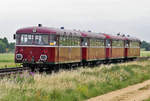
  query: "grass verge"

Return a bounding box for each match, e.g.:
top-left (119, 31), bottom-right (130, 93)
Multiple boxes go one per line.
top-left (140, 51), bottom-right (150, 57)
top-left (0, 53), bottom-right (21, 68)
top-left (0, 61), bottom-right (150, 101)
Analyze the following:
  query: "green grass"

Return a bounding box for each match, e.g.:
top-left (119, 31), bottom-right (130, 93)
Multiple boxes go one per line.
top-left (140, 51), bottom-right (150, 57)
top-left (0, 53), bottom-right (19, 68)
top-left (145, 98), bottom-right (150, 101)
top-left (0, 51), bottom-right (150, 100)
top-left (0, 53), bottom-right (14, 62)
top-left (1, 61), bottom-right (150, 101)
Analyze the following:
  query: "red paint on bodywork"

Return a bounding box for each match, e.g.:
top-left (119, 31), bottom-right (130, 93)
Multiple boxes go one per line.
top-left (106, 48), bottom-right (109, 58)
top-left (125, 48), bottom-right (128, 57)
top-left (82, 48), bottom-right (87, 60)
top-left (15, 46), bottom-right (55, 63)
top-left (48, 47), bottom-right (55, 62)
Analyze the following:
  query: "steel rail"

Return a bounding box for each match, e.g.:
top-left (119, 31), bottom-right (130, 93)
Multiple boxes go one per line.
top-left (0, 67), bottom-right (30, 77)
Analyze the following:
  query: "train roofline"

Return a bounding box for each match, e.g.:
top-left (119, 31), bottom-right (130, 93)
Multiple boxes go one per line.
top-left (16, 26), bottom-right (140, 41)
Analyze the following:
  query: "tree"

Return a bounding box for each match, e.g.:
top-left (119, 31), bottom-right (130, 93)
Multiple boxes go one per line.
top-left (141, 41), bottom-right (150, 51)
top-left (0, 37), bottom-right (15, 53)
top-left (0, 40), bottom-right (7, 53)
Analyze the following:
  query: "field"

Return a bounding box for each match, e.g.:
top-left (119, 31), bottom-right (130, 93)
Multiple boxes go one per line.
top-left (0, 60), bottom-right (150, 101)
top-left (0, 51), bottom-right (150, 101)
top-left (140, 51), bottom-right (150, 57)
top-left (0, 53), bottom-right (17, 68)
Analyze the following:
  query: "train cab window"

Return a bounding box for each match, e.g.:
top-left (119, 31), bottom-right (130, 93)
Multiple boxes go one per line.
top-left (16, 34), bottom-right (21, 45)
top-left (81, 38), bottom-right (88, 46)
top-left (35, 35), bottom-right (48, 45)
top-left (49, 34), bottom-right (56, 46)
top-left (20, 34), bottom-right (34, 45)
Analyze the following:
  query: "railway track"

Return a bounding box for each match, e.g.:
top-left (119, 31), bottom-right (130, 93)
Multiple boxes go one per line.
top-left (0, 67), bottom-right (31, 77)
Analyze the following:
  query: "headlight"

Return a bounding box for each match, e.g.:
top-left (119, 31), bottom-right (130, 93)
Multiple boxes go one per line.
top-left (16, 54), bottom-right (23, 60)
top-left (40, 55), bottom-right (47, 61)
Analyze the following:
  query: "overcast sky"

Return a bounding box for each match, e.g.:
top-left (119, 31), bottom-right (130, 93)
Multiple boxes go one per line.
top-left (0, 0), bottom-right (150, 42)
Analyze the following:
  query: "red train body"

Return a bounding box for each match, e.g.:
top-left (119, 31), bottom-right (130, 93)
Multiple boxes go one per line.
top-left (14, 25), bottom-right (140, 68)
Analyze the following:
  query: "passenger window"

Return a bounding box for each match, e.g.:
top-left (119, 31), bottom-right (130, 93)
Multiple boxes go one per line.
top-left (130, 41), bottom-right (139, 48)
top-left (59, 36), bottom-right (80, 46)
top-left (112, 40), bottom-right (124, 47)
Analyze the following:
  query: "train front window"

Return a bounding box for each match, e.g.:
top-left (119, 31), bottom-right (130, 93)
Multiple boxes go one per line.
top-left (20, 34), bottom-right (34, 45)
top-left (19, 34), bottom-right (48, 45)
top-left (16, 34), bottom-right (21, 45)
top-left (35, 35), bottom-right (49, 45)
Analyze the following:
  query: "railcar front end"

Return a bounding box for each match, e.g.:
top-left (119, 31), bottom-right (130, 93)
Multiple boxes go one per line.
top-left (14, 27), bottom-right (58, 67)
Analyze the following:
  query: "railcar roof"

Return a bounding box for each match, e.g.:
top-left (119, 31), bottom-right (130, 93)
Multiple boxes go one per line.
top-left (102, 33), bottom-right (126, 40)
top-left (80, 31), bottom-right (105, 39)
top-left (16, 26), bottom-right (106, 38)
top-left (16, 27), bottom-right (82, 37)
top-left (125, 36), bottom-right (140, 41)
top-left (16, 26), bottom-right (140, 41)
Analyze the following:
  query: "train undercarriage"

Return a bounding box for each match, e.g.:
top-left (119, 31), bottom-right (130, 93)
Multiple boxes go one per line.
top-left (22, 57), bottom-right (137, 72)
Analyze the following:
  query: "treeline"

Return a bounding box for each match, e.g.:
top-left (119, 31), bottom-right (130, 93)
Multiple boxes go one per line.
top-left (0, 37), bottom-right (15, 53)
top-left (141, 41), bottom-right (150, 51)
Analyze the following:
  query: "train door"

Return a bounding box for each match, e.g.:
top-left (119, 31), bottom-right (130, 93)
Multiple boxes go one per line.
top-left (81, 38), bottom-right (88, 62)
top-left (106, 39), bottom-right (111, 58)
top-left (125, 40), bottom-right (129, 58)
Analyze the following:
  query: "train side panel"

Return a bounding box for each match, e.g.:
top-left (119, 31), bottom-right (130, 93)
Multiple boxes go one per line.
top-left (128, 48), bottom-right (140, 57)
top-left (111, 48), bottom-right (124, 58)
top-left (56, 47), bottom-right (81, 63)
top-left (88, 47), bottom-right (105, 60)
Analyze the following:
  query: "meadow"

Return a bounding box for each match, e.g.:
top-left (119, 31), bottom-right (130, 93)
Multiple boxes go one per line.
top-left (0, 60), bottom-right (150, 101)
top-left (140, 51), bottom-right (150, 57)
top-left (0, 53), bottom-right (17, 68)
top-left (0, 51), bottom-right (150, 101)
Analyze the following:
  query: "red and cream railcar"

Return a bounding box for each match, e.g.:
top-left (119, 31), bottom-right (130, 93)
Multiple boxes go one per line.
top-left (15, 26), bottom-right (82, 67)
top-left (14, 25), bottom-right (141, 68)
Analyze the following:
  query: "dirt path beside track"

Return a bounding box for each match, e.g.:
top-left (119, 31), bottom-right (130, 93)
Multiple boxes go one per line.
top-left (88, 80), bottom-right (150, 101)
